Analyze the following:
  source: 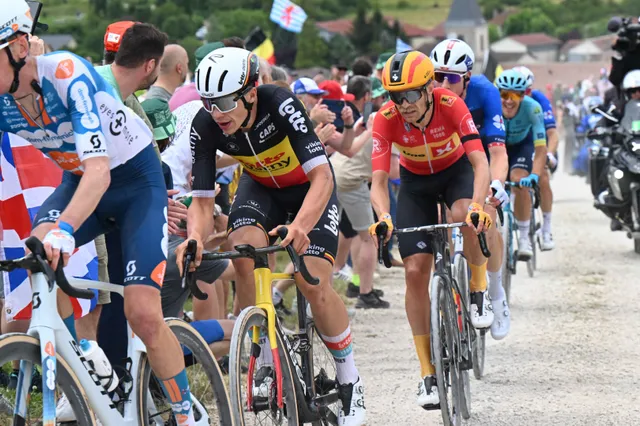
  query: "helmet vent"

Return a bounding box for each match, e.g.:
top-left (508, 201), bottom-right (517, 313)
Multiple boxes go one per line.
top-left (444, 50), bottom-right (451, 65)
top-left (455, 55), bottom-right (466, 65)
top-left (218, 70), bottom-right (228, 93)
top-left (205, 67), bottom-right (212, 93)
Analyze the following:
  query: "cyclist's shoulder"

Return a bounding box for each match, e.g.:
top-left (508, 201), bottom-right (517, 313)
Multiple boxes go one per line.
top-left (38, 51), bottom-right (102, 87)
top-left (433, 87), bottom-right (459, 109)
top-left (467, 75), bottom-right (500, 107)
top-left (530, 89), bottom-right (552, 107)
top-left (373, 100), bottom-right (401, 134)
top-left (522, 96), bottom-right (543, 114)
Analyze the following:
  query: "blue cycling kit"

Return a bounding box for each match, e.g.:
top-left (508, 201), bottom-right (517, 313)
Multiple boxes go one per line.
top-left (464, 75), bottom-right (506, 153)
top-left (504, 96), bottom-right (547, 173)
top-left (530, 89), bottom-right (556, 130)
top-left (0, 51), bottom-right (167, 289)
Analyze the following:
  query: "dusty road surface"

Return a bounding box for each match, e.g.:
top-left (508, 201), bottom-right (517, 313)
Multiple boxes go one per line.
top-left (350, 169), bottom-right (640, 425)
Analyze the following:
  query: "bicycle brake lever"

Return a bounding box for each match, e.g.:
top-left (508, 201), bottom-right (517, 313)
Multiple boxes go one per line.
top-left (375, 222), bottom-right (392, 268)
top-left (490, 187), bottom-right (505, 226)
top-left (470, 213), bottom-right (491, 258)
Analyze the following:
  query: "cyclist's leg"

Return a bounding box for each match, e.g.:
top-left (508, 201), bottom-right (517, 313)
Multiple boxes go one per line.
top-left (507, 142), bottom-right (534, 253)
top-left (485, 205), bottom-right (505, 299)
top-left (538, 166), bottom-right (555, 248)
top-left (117, 149), bottom-right (195, 425)
top-left (295, 191), bottom-right (365, 423)
top-left (446, 157), bottom-right (493, 329)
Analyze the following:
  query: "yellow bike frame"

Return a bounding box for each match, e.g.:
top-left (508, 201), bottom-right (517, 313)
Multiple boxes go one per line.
top-left (248, 268), bottom-right (295, 409)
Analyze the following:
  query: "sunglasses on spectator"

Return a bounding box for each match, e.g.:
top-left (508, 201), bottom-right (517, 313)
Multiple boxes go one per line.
top-left (434, 72), bottom-right (464, 84)
top-left (201, 87), bottom-right (252, 114)
top-left (389, 88), bottom-right (424, 105)
top-left (500, 90), bottom-right (525, 101)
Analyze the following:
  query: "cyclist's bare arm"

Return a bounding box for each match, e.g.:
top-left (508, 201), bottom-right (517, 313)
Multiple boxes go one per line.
top-left (370, 170), bottom-right (391, 218)
top-left (58, 157), bottom-right (110, 230)
top-left (488, 145), bottom-right (509, 184)
top-left (290, 164), bottom-right (334, 234)
top-left (467, 150), bottom-right (491, 205)
top-left (532, 144), bottom-right (548, 176)
top-left (546, 127), bottom-right (559, 155)
top-left (187, 197), bottom-right (216, 244)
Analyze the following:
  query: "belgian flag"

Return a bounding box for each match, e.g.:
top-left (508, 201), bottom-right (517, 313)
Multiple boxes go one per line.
top-left (245, 27), bottom-right (276, 65)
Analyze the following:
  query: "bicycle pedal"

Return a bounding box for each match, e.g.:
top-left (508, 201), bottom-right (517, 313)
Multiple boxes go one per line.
top-left (421, 403), bottom-right (441, 411)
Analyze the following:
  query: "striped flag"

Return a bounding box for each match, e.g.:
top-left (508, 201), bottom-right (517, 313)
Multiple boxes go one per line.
top-left (269, 0), bottom-right (307, 34)
top-left (0, 133), bottom-right (98, 322)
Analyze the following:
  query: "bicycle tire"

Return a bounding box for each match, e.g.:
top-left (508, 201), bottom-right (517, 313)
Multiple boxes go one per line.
top-left (306, 323), bottom-right (340, 425)
top-left (453, 254), bottom-right (471, 419)
top-left (501, 217), bottom-right (513, 304)
top-left (527, 205), bottom-right (536, 277)
top-left (0, 333), bottom-right (94, 425)
top-left (137, 318), bottom-right (233, 426)
top-left (430, 275), bottom-right (461, 426)
top-left (472, 330), bottom-right (486, 380)
top-left (229, 307), bottom-right (299, 426)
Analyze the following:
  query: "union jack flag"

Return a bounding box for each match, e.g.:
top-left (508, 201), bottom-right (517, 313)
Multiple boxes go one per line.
top-left (269, 0), bottom-right (307, 34)
top-left (0, 132), bottom-right (98, 322)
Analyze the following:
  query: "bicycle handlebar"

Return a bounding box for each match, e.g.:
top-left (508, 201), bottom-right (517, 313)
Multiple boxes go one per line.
top-left (0, 237), bottom-right (95, 300)
top-left (181, 226), bottom-right (320, 290)
top-left (505, 180), bottom-right (541, 209)
top-left (374, 214), bottom-right (491, 268)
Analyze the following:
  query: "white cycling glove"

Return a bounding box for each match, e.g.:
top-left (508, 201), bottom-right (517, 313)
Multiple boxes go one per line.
top-left (490, 179), bottom-right (509, 207)
top-left (547, 152), bottom-right (558, 169)
top-left (43, 227), bottom-right (75, 258)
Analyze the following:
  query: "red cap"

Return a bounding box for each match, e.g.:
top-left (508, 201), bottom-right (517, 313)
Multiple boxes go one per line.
top-left (319, 80), bottom-right (355, 101)
top-left (104, 21), bottom-right (135, 53)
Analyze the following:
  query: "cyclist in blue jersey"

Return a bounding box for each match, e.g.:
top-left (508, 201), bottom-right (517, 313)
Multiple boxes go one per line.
top-left (496, 69), bottom-right (548, 260)
top-left (514, 66), bottom-right (557, 250)
top-left (0, 3), bottom-right (197, 424)
top-left (430, 39), bottom-right (510, 340)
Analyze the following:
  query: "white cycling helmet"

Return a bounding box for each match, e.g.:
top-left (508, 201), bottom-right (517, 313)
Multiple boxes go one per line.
top-left (622, 70), bottom-right (640, 90)
top-left (0, 0), bottom-right (33, 50)
top-left (195, 47), bottom-right (260, 99)
top-left (512, 66), bottom-right (534, 88)
top-left (430, 39), bottom-right (475, 74)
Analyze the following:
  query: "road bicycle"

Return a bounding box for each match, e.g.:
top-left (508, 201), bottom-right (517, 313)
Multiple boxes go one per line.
top-left (376, 201), bottom-right (490, 426)
top-left (183, 227), bottom-right (342, 425)
top-left (0, 237), bottom-right (231, 425)
top-left (500, 181), bottom-right (541, 302)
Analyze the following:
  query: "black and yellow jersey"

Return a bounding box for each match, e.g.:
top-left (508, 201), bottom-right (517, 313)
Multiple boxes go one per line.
top-left (190, 84), bottom-right (329, 197)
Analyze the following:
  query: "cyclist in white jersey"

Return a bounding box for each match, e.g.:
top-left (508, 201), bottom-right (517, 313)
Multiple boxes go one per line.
top-left (0, 2), bottom-right (198, 424)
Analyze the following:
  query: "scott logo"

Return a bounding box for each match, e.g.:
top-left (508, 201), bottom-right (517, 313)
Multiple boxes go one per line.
top-left (278, 98), bottom-right (308, 133)
top-left (126, 261), bottom-right (136, 276)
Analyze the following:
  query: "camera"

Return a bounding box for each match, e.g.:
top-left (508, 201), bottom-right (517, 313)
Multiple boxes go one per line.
top-left (608, 17), bottom-right (640, 55)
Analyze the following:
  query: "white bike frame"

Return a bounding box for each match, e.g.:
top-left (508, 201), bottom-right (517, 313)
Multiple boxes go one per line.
top-left (14, 272), bottom-right (209, 425)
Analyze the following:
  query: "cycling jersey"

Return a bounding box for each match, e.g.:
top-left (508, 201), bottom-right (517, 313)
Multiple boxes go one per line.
top-left (0, 51), bottom-right (152, 174)
top-left (504, 96), bottom-right (547, 147)
top-left (190, 85), bottom-right (328, 194)
top-left (530, 89), bottom-right (556, 130)
top-left (372, 88), bottom-right (483, 175)
top-left (464, 75), bottom-right (506, 149)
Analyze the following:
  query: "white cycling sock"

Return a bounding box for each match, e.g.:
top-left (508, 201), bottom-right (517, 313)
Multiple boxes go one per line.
top-left (488, 270), bottom-right (505, 301)
top-left (256, 335), bottom-right (274, 369)
top-left (517, 220), bottom-right (530, 240)
top-left (272, 288), bottom-right (283, 305)
top-left (542, 212), bottom-right (552, 234)
top-left (321, 326), bottom-right (359, 385)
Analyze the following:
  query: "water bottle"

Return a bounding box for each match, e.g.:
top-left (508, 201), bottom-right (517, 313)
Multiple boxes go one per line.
top-left (79, 339), bottom-right (119, 392)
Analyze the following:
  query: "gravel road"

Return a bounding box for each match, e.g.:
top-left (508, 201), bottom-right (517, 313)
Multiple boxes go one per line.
top-left (350, 168), bottom-right (640, 425)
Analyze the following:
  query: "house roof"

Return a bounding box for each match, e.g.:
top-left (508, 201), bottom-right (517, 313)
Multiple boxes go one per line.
top-left (41, 34), bottom-right (76, 51)
top-left (501, 60), bottom-right (609, 89)
top-left (315, 17), bottom-right (431, 38)
top-left (560, 38), bottom-right (582, 55)
top-left (446, 0), bottom-right (485, 25)
top-left (508, 33), bottom-right (561, 46)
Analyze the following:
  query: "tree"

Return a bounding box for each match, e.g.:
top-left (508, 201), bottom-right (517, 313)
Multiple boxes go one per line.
top-left (350, 4), bottom-right (373, 54)
top-left (162, 14), bottom-right (199, 41)
top-left (295, 22), bottom-right (330, 68)
top-left (216, 9), bottom-right (270, 39)
top-left (488, 23), bottom-right (501, 43)
top-left (181, 36), bottom-right (205, 72)
top-left (503, 8), bottom-right (554, 36)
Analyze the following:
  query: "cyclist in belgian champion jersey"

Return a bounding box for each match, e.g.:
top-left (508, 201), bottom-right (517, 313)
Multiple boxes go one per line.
top-left (0, 2), bottom-right (198, 424)
top-left (430, 39), bottom-right (511, 340)
top-left (174, 47), bottom-right (366, 426)
top-left (496, 69), bottom-right (548, 259)
top-left (368, 50), bottom-right (494, 408)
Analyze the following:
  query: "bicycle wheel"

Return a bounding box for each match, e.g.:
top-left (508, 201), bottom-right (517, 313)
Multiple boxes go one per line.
top-left (452, 254), bottom-right (471, 420)
top-left (229, 307), bottom-right (299, 426)
top-left (472, 329), bottom-right (486, 381)
top-left (501, 215), bottom-right (513, 304)
top-left (430, 275), bottom-right (461, 426)
top-left (0, 333), bottom-right (94, 425)
top-left (137, 318), bottom-right (232, 426)
top-left (527, 209), bottom-right (536, 277)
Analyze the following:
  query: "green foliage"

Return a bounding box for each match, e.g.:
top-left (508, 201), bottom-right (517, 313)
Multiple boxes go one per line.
top-left (215, 9), bottom-right (272, 40)
top-left (503, 8), bottom-right (554, 36)
top-left (181, 36), bottom-right (205, 72)
top-left (295, 22), bottom-right (330, 68)
top-left (488, 23), bottom-right (501, 43)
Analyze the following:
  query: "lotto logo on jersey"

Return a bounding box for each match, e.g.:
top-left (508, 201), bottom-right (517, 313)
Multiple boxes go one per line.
top-left (440, 95), bottom-right (456, 107)
top-left (278, 97), bottom-right (308, 133)
top-left (493, 114), bottom-right (505, 131)
top-left (55, 59), bottom-right (75, 80)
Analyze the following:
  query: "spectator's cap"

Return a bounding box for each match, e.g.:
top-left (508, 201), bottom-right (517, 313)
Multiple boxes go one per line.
top-left (104, 21), bottom-right (135, 53)
top-left (291, 77), bottom-right (327, 96)
top-left (141, 99), bottom-right (176, 141)
top-left (376, 51), bottom-right (394, 70)
top-left (195, 41), bottom-right (224, 68)
top-left (371, 77), bottom-right (387, 98)
top-left (319, 80), bottom-right (355, 101)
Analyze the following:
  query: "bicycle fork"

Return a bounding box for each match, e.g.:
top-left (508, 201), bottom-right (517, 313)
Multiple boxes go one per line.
top-left (247, 267), bottom-right (289, 411)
